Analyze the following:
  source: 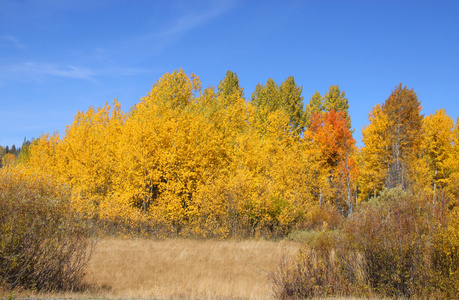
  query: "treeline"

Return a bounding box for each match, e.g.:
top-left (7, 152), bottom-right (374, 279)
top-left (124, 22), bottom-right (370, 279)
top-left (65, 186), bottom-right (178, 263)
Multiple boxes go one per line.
top-left (6, 69), bottom-right (459, 237)
top-left (0, 138), bottom-right (32, 168)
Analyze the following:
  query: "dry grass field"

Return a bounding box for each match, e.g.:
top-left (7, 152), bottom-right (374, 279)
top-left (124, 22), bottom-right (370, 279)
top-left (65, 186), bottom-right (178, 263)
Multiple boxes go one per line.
top-left (84, 238), bottom-right (300, 299)
top-left (2, 238), bottom-right (301, 299)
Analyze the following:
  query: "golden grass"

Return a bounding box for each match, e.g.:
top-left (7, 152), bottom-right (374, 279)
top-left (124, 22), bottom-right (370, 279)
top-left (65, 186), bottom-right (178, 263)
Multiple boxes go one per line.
top-left (82, 238), bottom-right (300, 299)
top-left (1, 238), bottom-right (300, 299)
top-left (0, 238), bottom-right (384, 299)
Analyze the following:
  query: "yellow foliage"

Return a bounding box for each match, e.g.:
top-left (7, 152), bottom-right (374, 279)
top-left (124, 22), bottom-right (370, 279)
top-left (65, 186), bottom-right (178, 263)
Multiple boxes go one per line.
top-left (23, 69), bottom-right (347, 237)
top-left (359, 104), bottom-right (390, 201)
top-left (1, 153), bottom-right (16, 167)
top-left (415, 109), bottom-right (454, 198)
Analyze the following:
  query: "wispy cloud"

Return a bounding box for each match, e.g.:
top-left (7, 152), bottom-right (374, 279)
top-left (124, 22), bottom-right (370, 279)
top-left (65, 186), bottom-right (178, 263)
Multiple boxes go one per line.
top-left (141, 0), bottom-right (238, 43)
top-left (0, 60), bottom-right (158, 84)
top-left (0, 35), bottom-right (26, 49)
top-left (119, 0), bottom-right (238, 60)
top-left (160, 1), bottom-right (236, 37)
top-left (0, 62), bottom-right (94, 83)
top-left (1, 62), bottom-right (95, 82)
top-left (101, 65), bottom-right (152, 77)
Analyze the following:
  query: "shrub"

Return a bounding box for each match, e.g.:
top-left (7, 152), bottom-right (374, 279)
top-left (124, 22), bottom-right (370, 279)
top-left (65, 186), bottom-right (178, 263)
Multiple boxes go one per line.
top-left (431, 197), bottom-right (459, 298)
top-left (0, 167), bottom-right (94, 291)
top-left (271, 230), bottom-right (369, 299)
top-left (272, 188), bottom-right (459, 299)
top-left (306, 205), bottom-right (344, 230)
top-left (345, 188), bottom-right (434, 297)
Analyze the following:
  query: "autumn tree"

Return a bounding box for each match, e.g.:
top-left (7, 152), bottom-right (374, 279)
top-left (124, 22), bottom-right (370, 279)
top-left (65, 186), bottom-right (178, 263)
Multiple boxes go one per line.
top-left (324, 85), bottom-right (350, 127)
top-left (0, 146), bottom-right (4, 168)
top-left (27, 133), bottom-right (62, 179)
top-left (304, 85), bottom-right (350, 129)
top-left (279, 76), bottom-right (305, 134)
top-left (117, 69), bottom-right (246, 234)
top-left (211, 70), bottom-right (248, 138)
top-left (304, 91), bottom-right (323, 129)
top-left (250, 77), bottom-right (305, 135)
top-left (251, 78), bottom-right (281, 115)
top-left (446, 118), bottom-right (459, 201)
top-left (417, 109), bottom-right (454, 198)
top-left (17, 143), bottom-right (32, 165)
top-left (382, 83), bottom-right (423, 189)
top-left (1, 153), bottom-right (16, 167)
top-left (217, 70), bottom-right (244, 100)
top-left (307, 110), bottom-right (357, 215)
top-left (359, 104), bottom-right (391, 200)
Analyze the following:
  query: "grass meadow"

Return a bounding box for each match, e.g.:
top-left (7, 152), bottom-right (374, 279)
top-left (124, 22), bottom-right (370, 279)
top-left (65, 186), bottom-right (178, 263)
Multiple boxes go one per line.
top-left (2, 238), bottom-right (301, 299)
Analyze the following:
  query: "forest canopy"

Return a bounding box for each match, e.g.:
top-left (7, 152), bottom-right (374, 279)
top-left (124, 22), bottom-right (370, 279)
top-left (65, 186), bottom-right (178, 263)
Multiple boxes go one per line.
top-left (3, 69), bottom-right (459, 238)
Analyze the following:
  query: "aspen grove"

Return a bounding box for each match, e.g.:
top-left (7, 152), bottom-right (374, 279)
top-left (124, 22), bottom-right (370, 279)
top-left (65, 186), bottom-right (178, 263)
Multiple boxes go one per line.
top-left (7, 69), bottom-right (459, 239)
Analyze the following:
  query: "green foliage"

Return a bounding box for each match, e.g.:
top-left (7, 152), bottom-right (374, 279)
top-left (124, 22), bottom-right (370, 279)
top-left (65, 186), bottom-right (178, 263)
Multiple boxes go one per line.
top-left (250, 77), bottom-right (305, 135)
top-left (217, 70), bottom-right (244, 99)
top-left (304, 91), bottom-right (323, 129)
top-left (0, 167), bottom-right (94, 291)
top-left (323, 85), bottom-right (350, 127)
top-left (279, 76), bottom-right (305, 135)
top-left (304, 85), bottom-right (350, 129)
top-left (16, 143), bottom-right (31, 165)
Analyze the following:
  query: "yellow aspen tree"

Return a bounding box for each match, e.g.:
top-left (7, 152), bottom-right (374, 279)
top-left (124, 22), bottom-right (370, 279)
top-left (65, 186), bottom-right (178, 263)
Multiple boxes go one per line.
top-left (56, 102), bottom-right (124, 217)
top-left (445, 118), bottom-right (459, 202)
top-left (90, 101), bottom-right (128, 221)
top-left (359, 104), bottom-right (391, 200)
top-left (266, 111), bottom-right (316, 231)
top-left (1, 153), bottom-right (16, 167)
top-left (417, 109), bottom-right (454, 199)
top-left (28, 133), bottom-right (63, 180)
top-left (217, 70), bottom-right (244, 99)
top-left (250, 77), bottom-right (304, 136)
top-left (118, 69), bottom-right (238, 234)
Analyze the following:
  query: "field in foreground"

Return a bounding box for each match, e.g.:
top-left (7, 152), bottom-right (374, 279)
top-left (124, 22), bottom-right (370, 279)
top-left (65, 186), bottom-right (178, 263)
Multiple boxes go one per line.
top-left (3, 238), bottom-right (301, 299)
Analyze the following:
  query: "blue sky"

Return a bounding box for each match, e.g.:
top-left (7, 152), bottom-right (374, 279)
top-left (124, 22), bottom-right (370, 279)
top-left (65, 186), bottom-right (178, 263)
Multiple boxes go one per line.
top-left (1, 0), bottom-right (458, 148)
